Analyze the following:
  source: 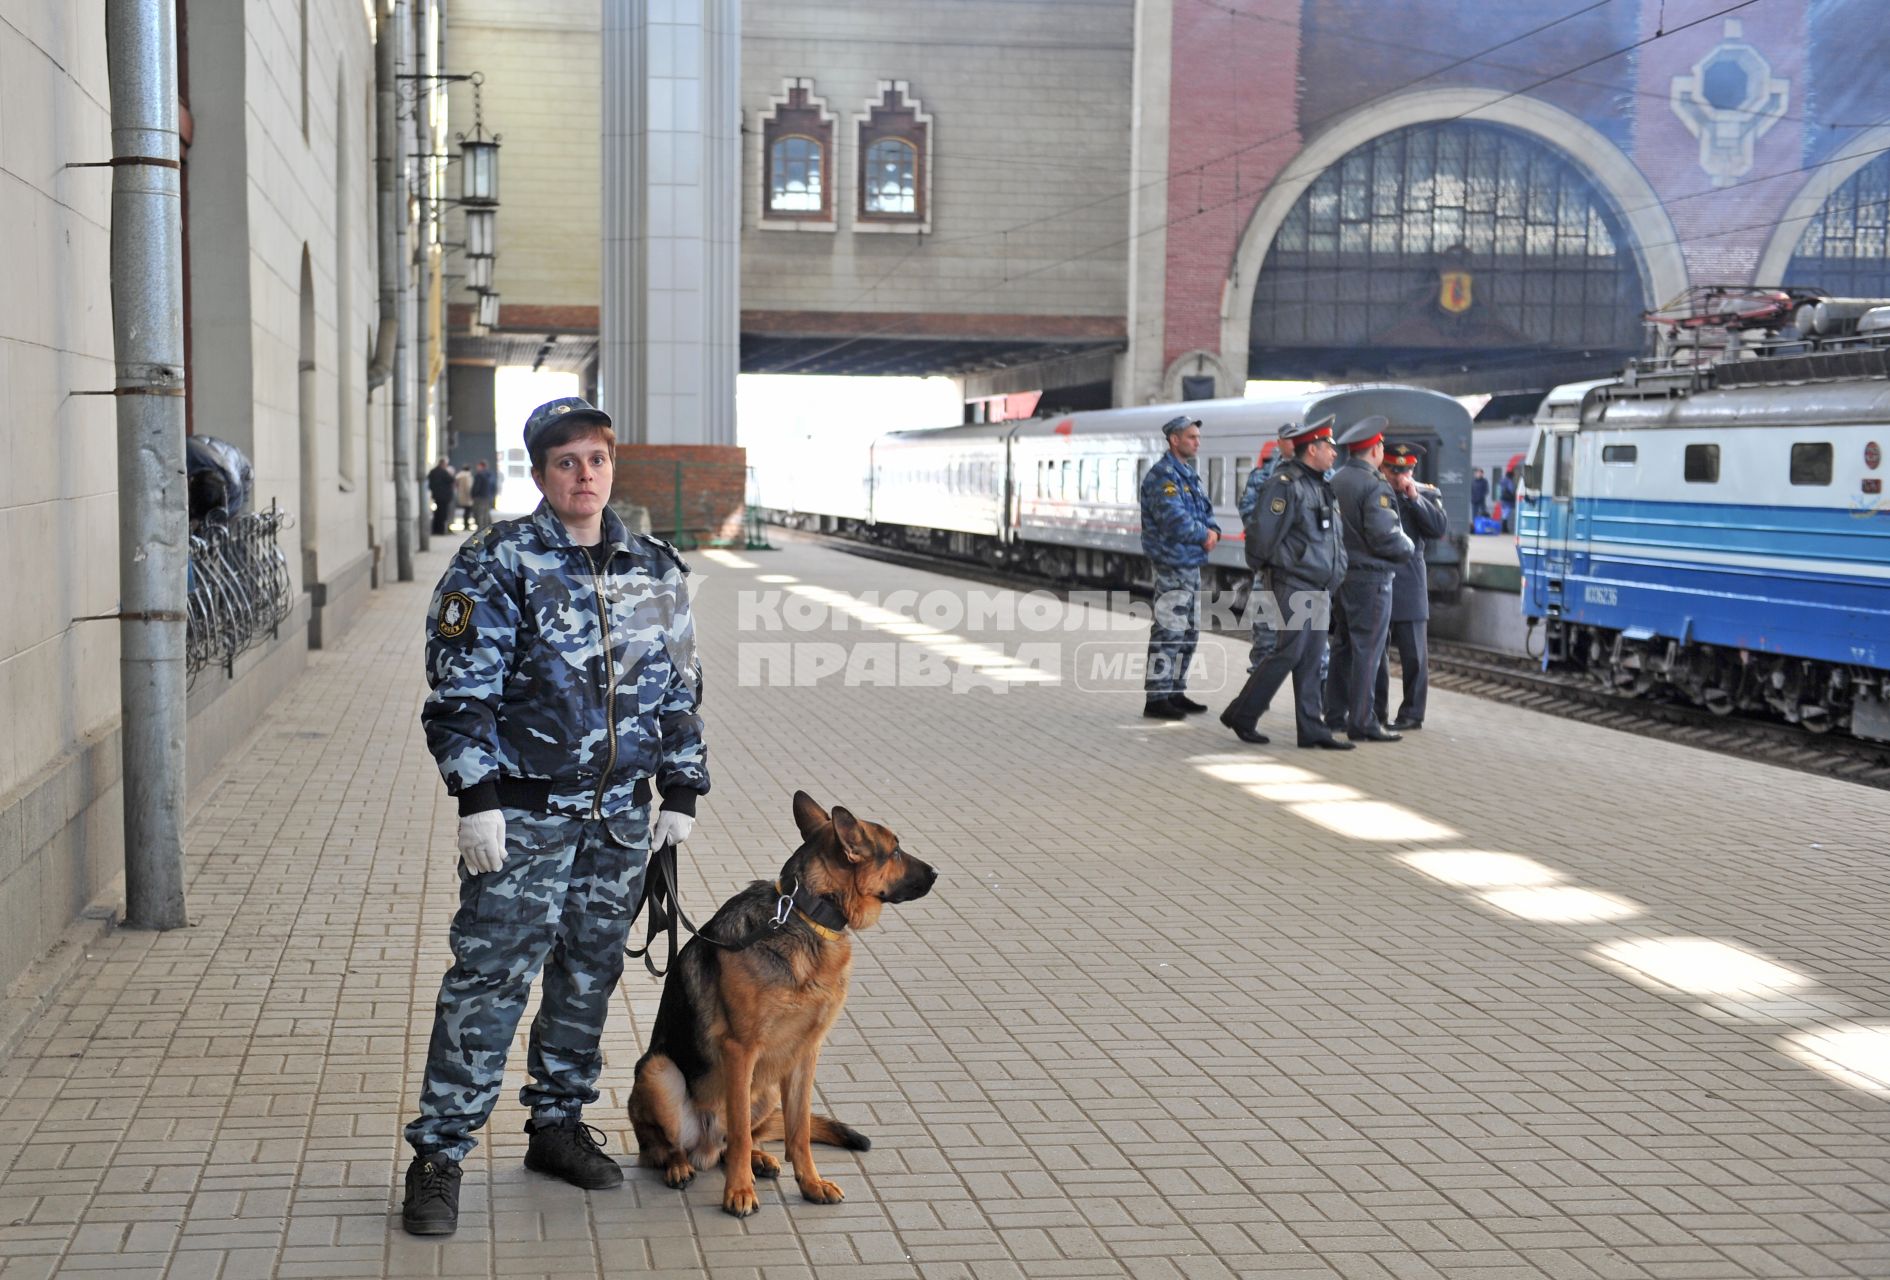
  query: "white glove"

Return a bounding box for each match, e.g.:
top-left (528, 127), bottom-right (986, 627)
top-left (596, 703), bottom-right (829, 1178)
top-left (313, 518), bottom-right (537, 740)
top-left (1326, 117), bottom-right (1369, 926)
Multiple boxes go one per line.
top-left (457, 810), bottom-right (507, 875)
top-left (651, 810), bottom-right (694, 848)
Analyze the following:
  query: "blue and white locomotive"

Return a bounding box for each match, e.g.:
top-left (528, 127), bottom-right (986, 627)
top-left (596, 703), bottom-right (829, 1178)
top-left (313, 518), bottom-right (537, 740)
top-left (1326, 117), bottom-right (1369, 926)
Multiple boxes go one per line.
top-left (1519, 290), bottom-right (1890, 742)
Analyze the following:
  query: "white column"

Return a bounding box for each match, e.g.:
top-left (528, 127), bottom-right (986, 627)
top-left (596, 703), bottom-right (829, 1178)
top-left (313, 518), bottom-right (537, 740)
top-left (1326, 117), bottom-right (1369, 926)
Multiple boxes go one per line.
top-left (601, 0), bottom-right (741, 446)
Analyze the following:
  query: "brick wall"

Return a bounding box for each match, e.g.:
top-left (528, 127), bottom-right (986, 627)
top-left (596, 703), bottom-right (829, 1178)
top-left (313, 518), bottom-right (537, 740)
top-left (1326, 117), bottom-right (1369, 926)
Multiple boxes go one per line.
top-left (1161, 0), bottom-right (1301, 367)
top-left (614, 444), bottom-right (749, 546)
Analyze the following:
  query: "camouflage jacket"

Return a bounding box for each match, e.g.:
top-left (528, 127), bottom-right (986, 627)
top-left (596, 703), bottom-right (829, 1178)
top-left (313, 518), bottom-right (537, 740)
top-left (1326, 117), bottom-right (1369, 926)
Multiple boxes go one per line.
top-left (422, 503), bottom-right (709, 822)
top-left (1138, 453), bottom-right (1219, 568)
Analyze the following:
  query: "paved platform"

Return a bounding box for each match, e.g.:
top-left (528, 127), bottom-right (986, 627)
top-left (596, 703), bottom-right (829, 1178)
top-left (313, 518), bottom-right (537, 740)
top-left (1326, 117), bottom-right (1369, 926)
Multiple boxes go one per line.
top-left (2, 534), bottom-right (1888, 1279)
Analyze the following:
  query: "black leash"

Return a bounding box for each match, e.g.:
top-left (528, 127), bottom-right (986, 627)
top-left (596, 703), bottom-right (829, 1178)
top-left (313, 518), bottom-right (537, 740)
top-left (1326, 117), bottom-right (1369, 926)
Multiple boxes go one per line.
top-left (624, 839), bottom-right (847, 977)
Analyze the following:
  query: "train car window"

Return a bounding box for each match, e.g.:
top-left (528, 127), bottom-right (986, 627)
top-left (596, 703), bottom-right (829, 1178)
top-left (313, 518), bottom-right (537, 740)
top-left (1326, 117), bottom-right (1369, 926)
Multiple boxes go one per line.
top-left (1553, 434), bottom-right (1575, 498)
top-left (1684, 444), bottom-right (1719, 483)
top-left (1206, 456), bottom-right (1225, 506)
top-left (1790, 442), bottom-right (1833, 486)
top-left (1136, 456), bottom-right (1151, 494)
top-left (1059, 459), bottom-right (1072, 499)
top-left (1234, 457), bottom-right (1254, 499)
top-left (1522, 434), bottom-right (1544, 491)
top-left (1113, 458), bottom-right (1131, 504)
top-left (1602, 445), bottom-right (1637, 464)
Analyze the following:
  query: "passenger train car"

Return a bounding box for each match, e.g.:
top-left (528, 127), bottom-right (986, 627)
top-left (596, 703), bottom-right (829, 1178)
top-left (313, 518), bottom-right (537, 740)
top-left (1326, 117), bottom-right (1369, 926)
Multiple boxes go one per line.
top-left (759, 386), bottom-right (1474, 601)
top-left (1518, 291), bottom-right (1890, 741)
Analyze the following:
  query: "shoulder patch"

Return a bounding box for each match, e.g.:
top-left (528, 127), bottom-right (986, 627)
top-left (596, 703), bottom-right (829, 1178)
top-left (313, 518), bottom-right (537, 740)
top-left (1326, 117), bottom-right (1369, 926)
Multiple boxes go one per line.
top-left (1162, 482), bottom-right (1178, 496)
top-left (1269, 496), bottom-right (1287, 514)
top-left (437, 591), bottom-right (475, 639)
top-left (1378, 493), bottom-right (1392, 508)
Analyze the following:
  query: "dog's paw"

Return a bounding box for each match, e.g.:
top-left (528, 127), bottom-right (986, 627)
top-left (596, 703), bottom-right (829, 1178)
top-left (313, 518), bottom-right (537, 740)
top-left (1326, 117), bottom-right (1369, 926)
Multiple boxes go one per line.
top-left (751, 1151), bottom-right (781, 1179)
top-left (722, 1184), bottom-right (760, 1217)
top-left (662, 1159), bottom-right (696, 1189)
top-left (798, 1177), bottom-right (845, 1205)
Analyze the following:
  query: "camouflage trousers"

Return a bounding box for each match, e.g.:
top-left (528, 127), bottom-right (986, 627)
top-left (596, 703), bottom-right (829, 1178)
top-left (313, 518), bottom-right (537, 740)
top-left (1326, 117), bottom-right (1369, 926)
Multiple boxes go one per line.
top-left (1144, 564), bottom-right (1201, 697)
top-left (405, 807), bottom-right (648, 1162)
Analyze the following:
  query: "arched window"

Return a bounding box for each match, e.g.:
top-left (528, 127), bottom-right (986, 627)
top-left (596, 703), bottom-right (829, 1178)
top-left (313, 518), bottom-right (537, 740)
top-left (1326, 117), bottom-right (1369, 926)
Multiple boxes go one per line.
top-left (758, 79), bottom-right (835, 229)
top-left (864, 139), bottom-right (916, 216)
top-left (1250, 120), bottom-right (1647, 381)
top-left (855, 81), bottom-right (931, 232)
top-left (769, 136), bottom-right (824, 213)
top-left (1787, 151), bottom-right (1890, 298)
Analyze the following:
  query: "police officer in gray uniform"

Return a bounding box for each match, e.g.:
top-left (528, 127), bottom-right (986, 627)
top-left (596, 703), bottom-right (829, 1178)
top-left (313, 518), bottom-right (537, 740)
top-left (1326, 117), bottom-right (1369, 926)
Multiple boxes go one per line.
top-left (1323, 415), bottom-right (1415, 742)
top-left (401, 397), bottom-right (709, 1236)
top-left (1372, 443), bottom-right (1449, 730)
top-left (1218, 416), bottom-right (1353, 749)
top-left (1139, 414), bottom-right (1220, 719)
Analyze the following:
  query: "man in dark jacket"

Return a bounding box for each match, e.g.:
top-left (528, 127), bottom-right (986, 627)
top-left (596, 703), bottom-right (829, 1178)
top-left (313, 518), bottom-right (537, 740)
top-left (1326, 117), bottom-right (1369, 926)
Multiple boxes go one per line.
top-left (1218, 417), bottom-right (1353, 749)
top-left (1372, 444), bottom-right (1449, 730)
top-left (428, 458), bottom-right (456, 535)
top-left (1138, 414), bottom-right (1220, 719)
top-left (1323, 416), bottom-right (1415, 743)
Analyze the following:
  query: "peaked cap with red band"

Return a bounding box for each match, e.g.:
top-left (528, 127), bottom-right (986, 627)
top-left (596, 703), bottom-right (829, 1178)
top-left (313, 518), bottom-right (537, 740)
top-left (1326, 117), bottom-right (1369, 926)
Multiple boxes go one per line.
top-left (1336, 414), bottom-right (1390, 452)
top-left (1279, 413), bottom-right (1336, 444)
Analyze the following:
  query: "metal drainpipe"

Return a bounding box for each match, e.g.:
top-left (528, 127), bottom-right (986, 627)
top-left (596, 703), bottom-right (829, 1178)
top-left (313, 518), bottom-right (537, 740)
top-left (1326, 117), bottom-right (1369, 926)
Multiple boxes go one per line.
top-left (106, 0), bottom-right (188, 929)
top-left (367, 0), bottom-right (398, 390)
top-left (391, 0), bottom-right (415, 581)
top-left (413, 0), bottom-right (432, 553)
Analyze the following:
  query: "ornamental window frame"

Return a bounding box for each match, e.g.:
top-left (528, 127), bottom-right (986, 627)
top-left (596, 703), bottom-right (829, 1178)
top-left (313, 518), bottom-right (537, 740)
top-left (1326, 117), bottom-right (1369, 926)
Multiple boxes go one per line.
top-left (757, 77), bottom-right (836, 232)
top-left (851, 80), bottom-right (932, 234)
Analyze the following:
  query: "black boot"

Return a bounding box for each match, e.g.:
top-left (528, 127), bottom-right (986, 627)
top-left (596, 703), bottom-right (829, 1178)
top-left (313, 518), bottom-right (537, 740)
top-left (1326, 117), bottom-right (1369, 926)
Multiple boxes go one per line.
top-left (1142, 698), bottom-right (1186, 721)
top-left (1218, 708), bottom-right (1270, 745)
top-left (524, 1118), bottom-right (623, 1190)
top-left (402, 1154), bottom-right (462, 1236)
top-left (1170, 693), bottom-right (1209, 714)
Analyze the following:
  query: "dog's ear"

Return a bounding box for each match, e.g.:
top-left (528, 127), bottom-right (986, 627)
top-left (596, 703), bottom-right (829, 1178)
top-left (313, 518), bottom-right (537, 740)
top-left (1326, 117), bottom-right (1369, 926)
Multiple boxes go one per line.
top-left (830, 807), bottom-right (869, 863)
top-left (792, 790), bottom-right (830, 838)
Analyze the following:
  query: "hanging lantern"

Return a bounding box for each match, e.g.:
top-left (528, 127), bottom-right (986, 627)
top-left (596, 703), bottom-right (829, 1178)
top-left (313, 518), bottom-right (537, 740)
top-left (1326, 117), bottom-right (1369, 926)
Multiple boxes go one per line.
top-left (477, 291), bottom-right (501, 329)
top-left (466, 255), bottom-right (494, 291)
top-left (459, 131), bottom-right (499, 207)
top-left (465, 207), bottom-right (496, 258)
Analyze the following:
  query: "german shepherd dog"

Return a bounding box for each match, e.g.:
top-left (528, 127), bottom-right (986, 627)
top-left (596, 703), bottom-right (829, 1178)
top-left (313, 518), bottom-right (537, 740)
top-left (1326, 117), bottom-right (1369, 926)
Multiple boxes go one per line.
top-left (628, 791), bottom-right (937, 1217)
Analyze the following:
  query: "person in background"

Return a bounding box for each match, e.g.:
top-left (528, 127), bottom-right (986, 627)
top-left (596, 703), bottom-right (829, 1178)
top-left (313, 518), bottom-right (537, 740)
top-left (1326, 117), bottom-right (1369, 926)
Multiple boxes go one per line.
top-left (454, 464), bottom-right (476, 532)
top-left (428, 457), bottom-right (456, 536)
top-left (1323, 415), bottom-right (1414, 744)
top-left (1138, 414), bottom-right (1220, 720)
top-left (470, 460), bottom-right (498, 530)
top-left (1471, 466), bottom-right (1489, 520)
top-left (1372, 444), bottom-right (1448, 731)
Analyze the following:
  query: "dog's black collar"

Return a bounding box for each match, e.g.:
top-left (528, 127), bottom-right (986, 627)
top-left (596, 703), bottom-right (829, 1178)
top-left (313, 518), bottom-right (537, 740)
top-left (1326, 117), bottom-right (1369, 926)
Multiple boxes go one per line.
top-left (773, 877), bottom-right (848, 940)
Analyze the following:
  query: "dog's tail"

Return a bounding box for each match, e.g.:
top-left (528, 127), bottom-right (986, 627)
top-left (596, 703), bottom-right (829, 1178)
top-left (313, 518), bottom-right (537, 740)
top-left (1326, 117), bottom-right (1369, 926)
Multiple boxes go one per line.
top-left (752, 1110), bottom-right (872, 1152)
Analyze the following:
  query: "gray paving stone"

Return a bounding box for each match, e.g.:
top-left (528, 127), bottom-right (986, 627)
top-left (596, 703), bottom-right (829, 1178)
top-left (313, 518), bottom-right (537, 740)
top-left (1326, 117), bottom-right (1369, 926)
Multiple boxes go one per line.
top-left (0, 537), bottom-right (1885, 1278)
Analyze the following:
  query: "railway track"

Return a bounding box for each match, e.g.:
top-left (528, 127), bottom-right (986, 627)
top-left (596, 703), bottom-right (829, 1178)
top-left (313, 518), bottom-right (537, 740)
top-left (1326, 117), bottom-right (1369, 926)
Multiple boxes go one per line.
top-left (788, 529), bottom-right (1890, 791)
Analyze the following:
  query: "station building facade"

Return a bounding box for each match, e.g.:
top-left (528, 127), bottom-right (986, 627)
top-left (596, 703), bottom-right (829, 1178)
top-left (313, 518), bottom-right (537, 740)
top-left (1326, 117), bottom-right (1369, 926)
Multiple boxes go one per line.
top-left (449, 0), bottom-right (1890, 413)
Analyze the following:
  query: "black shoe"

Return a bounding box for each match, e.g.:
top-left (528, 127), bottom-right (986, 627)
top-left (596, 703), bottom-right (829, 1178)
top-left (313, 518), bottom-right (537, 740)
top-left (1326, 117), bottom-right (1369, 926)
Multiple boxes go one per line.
top-left (1349, 725), bottom-right (1403, 743)
top-left (1298, 735), bottom-right (1355, 751)
top-left (1142, 699), bottom-right (1186, 721)
top-left (524, 1118), bottom-right (623, 1190)
top-left (1390, 718), bottom-right (1422, 731)
top-left (1218, 708), bottom-right (1270, 745)
top-left (402, 1154), bottom-right (462, 1236)
top-left (1170, 694), bottom-right (1209, 714)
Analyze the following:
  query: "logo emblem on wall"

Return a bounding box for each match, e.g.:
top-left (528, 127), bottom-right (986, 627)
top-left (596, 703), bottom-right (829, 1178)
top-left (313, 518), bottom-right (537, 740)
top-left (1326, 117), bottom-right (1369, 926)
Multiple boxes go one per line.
top-left (1439, 269), bottom-right (1473, 315)
top-left (1670, 19), bottom-right (1789, 187)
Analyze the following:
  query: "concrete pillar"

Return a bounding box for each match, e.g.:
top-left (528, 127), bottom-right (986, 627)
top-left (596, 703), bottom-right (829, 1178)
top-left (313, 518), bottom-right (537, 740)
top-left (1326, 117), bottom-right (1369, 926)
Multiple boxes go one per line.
top-left (1117, 0), bottom-right (1173, 407)
top-left (600, 0), bottom-right (741, 447)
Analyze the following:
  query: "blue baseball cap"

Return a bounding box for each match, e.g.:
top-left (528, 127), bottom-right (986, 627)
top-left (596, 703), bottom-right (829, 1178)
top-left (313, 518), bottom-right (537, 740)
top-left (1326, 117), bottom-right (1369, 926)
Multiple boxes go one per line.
top-left (523, 397), bottom-right (613, 454)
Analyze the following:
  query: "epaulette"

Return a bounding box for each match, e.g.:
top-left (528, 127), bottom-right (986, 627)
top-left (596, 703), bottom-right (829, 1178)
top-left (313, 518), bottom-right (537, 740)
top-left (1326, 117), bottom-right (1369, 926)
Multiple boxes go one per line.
top-left (638, 533), bottom-right (692, 575)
